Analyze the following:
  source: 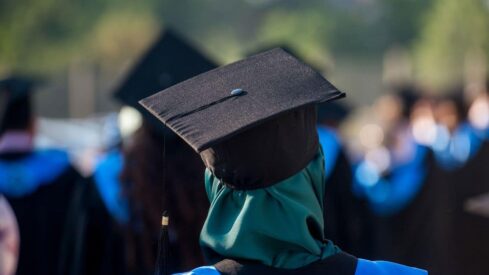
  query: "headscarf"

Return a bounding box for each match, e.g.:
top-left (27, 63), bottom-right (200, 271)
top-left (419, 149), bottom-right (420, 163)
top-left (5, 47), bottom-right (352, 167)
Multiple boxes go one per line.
top-left (200, 149), bottom-right (340, 269)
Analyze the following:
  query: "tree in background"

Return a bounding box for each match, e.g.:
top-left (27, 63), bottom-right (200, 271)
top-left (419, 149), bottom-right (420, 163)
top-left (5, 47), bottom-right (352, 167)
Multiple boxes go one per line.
top-left (1, 0), bottom-right (487, 92)
top-left (0, 0), bottom-right (108, 74)
top-left (414, 0), bottom-right (489, 92)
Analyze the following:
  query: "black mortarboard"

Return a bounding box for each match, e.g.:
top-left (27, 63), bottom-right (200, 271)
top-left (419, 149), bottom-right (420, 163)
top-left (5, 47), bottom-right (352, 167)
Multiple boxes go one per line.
top-left (140, 48), bottom-right (345, 189)
top-left (0, 76), bottom-right (35, 134)
top-left (113, 29), bottom-right (217, 134)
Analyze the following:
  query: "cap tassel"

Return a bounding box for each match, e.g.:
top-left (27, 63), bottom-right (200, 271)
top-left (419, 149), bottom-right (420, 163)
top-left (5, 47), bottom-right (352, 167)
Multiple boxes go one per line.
top-left (155, 211), bottom-right (170, 275)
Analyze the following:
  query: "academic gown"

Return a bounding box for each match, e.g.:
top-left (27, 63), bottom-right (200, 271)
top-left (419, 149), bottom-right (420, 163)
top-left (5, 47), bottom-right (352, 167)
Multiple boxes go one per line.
top-left (0, 149), bottom-right (83, 275)
top-left (318, 126), bottom-right (373, 258)
top-left (370, 151), bottom-right (448, 274)
top-left (59, 150), bottom-right (127, 275)
top-left (176, 252), bottom-right (427, 275)
top-left (443, 139), bottom-right (489, 275)
top-left (353, 139), bottom-right (447, 273)
top-left (363, 124), bottom-right (489, 275)
top-left (417, 123), bottom-right (489, 275)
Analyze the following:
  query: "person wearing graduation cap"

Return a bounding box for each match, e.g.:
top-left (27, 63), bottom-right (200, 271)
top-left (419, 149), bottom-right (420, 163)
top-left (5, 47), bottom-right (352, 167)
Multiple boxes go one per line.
top-left (109, 29), bottom-right (217, 273)
top-left (140, 48), bottom-right (427, 275)
top-left (0, 76), bottom-right (86, 275)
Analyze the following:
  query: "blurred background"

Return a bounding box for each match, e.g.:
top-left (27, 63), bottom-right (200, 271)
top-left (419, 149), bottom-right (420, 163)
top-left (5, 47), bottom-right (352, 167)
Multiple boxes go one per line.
top-left (1, 0), bottom-right (488, 175)
top-left (1, 0), bottom-right (488, 110)
top-left (1, 1), bottom-right (489, 275)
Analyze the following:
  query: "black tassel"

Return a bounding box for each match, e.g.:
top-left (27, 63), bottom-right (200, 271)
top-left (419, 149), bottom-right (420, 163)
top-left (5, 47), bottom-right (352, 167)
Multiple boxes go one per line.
top-left (155, 133), bottom-right (169, 275)
top-left (155, 211), bottom-right (170, 275)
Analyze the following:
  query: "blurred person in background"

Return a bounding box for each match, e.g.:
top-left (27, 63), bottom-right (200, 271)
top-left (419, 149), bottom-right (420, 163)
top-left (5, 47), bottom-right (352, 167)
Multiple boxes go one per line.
top-left (353, 85), bottom-right (430, 216)
top-left (430, 85), bottom-right (489, 275)
top-left (120, 123), bottom-right (209, 274)
top-left (0, 76), bottom-right (85, 275)
top-left (59, 128), bottom-right (127, 274)
top-left (430, 90), bottom-right (475, 170)
top-left (113, 29), bottom-right (215, 274)
top-left (0, 195), bottom-right (19, 275)
top-left (316, 102), bottom-right (373, 258)
top-left (467, 80), bottom-right (489, 139)
top-left (353, 86), bottom-right (443, 272)
top-left (354, 84), bottom-right (489, 274)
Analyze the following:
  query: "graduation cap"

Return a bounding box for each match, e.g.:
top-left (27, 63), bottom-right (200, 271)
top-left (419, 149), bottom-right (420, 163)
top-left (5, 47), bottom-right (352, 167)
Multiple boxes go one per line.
top-left (113, 29), bottom-right (217, 135)
top-left (0, 76), bottom-right (35, 134)
top-left (140, 48), bottom-right (345, 189)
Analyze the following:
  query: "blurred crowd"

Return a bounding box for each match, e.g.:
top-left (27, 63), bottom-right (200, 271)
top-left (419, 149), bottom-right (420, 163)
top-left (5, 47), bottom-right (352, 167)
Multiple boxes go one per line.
top-left (0, 29), bottom-right (489, 275)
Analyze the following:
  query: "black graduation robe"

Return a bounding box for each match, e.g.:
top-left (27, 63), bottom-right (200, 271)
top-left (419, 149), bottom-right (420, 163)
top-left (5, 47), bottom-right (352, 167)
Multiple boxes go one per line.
top-left (370, 150), bottom-right (447, 274)
top-left (445, 141), bottom-right (489, 275)
top-left (371, 139), bottom-right (489, 275)
top-left (59, 175), bottom-right (127, 275)
top-left (0, 151), bottom-right (83, 275)
top-left (323, 149), bottom-right (373, 258)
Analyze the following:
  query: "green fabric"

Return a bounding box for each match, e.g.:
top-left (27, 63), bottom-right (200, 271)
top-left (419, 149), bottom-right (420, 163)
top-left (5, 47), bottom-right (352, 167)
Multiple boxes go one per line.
top-left (200, 149), bottom-right (340, 269)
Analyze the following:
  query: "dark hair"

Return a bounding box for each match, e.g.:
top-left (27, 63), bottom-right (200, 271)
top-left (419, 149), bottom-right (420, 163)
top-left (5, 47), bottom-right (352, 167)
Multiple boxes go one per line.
top-left (120, 122), bottom-right (209, 273)
top-left (440, 87), bottom-right (467, 122)
top-left (0, 95), bottom-right (33, 134)
top-left (387, 84), bottom-right (421, 120)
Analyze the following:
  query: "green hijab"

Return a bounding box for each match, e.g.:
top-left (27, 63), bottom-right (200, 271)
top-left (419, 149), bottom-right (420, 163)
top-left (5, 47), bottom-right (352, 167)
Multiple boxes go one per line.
top-left (200, 149), bottom-right (340, 269)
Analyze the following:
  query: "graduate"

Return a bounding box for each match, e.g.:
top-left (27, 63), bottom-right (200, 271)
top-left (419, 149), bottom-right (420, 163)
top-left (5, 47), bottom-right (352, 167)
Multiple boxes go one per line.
top-left (59, 153), bottom-right (127, 275)
top-left (431, 89), bottom-right (489, 275)
top-left (112, 28), bottom-right (217, 274)
top-left (353, 88), bottom-right (430, 216)
top-left (352, 88), bottom-right (445, 271)
top-left (354, 88), bottom-right (489, 275)
top-left (0, 76), bottom-right (85, 275)
top-left (140, 48), bottom-right (427, 275)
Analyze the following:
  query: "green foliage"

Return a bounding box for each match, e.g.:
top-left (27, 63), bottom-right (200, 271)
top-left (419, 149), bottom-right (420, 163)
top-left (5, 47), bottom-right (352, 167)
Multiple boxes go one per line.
top-left (414, 0), bottom-right (489, 90)
top-left (0, 0), bottom-right (487, 84)
top-left (379, 0), bottom-right (432, 46)
top-left (0, 0), bottom-right (108, 73)
top-left (256, 7), bottom-right (333, 68)
top-left (0, 0), bottom-right (163, 74)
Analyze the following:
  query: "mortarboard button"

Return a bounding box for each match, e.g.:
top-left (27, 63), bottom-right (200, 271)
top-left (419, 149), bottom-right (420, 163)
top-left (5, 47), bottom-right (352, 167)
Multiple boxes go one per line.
top-left (231, 88), bottom-right (244, 96)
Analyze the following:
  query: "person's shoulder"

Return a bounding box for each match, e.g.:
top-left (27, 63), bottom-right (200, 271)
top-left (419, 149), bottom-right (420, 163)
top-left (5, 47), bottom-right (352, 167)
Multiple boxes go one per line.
top-left (356, 259), bottom-right (428, 275)
top-left (174, 266), bottom-right (220, 275)
top-left (174, 259), bottom-right (428, 275)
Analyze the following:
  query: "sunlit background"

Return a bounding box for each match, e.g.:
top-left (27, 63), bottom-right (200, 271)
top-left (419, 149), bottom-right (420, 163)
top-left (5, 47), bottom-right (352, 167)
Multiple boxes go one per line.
top-left (2, 0), bottom-right (489, 107)
top-left (2, 0), bottom-right (488, 170)
top-left (1, 1), bottom-right (489, 274)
